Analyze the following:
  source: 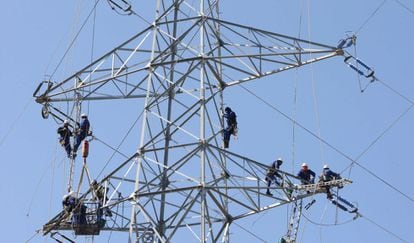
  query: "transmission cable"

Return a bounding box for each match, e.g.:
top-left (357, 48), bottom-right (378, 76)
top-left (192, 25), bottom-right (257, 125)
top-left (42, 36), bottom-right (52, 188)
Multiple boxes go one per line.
top-left (344, 77), bottom-right (414, 175)
top-left (49, 0), bottom-right (102, 79)
top-left (343, 102), bottom-right (414, 176)
top-left (360, 213), bottom-right (408, 242)
top-left (394, 0), bottom-right (414, 15)
top-left (377, 78), bottom-right (414, 105)
top-left (95, 108), bottom-right (144, 179)
top-left (355, 0), bottom-right (387, 35)
top-left (238, 84), bottom-right (414, 203)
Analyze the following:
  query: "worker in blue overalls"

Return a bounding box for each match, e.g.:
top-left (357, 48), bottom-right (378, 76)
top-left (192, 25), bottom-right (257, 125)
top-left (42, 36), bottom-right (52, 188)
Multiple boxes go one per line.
top-left (265, 158), bottom-right (283, 196)
top-left (319, 164), bottom-right (342, 199)
top-left (73, 113), bottom-right (91, 158)
top-left (223, 107), bottom-right (237, 148)
top-left (297, 163), bottom-right (316, 184)
top-left (57, 120), bottom-right (73, 158)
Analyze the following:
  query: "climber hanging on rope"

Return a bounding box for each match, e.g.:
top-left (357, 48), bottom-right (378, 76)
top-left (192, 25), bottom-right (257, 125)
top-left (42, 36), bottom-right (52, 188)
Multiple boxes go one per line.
top-left (223, 106), bottom-right (237, 148)
top-left (73, 113), bottom-right (91, 158)
top-left (57, 120), bottom-right (73, 158)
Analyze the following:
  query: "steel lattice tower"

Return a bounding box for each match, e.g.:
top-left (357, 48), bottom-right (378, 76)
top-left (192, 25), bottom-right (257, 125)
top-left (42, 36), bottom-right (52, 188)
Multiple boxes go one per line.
top-left (35, 1), bottom-right (349, 242)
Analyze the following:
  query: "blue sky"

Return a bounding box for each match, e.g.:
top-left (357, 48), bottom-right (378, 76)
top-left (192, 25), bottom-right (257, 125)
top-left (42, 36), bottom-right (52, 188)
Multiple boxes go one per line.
top-left (1, 0), bottom-right (413, 242)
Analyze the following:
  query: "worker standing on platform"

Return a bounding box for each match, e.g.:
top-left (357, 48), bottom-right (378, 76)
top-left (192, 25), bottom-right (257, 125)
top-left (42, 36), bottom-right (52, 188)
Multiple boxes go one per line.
top-left (91, 180), bottom-right (112, 217)
top-left (57, 120), bottom-right (73, 158)
top-left (297, 163), bottom-right (316, 185)
top-left (223, 107), bottom-right (237, 148)
top-left (73, 113), bottom-right (91, 157)
top-left (319, 164), bottom-right (342, 199)
top-left (265, 158), bottom-right (283, 196)
top-left (62, 191), bottom-right (77, 213)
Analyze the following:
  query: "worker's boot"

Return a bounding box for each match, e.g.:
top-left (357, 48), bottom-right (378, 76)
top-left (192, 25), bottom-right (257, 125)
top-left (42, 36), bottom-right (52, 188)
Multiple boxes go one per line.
top-left (266, 189), bottom-right (272, 196)
top-left (223, 140), bottom-right (229, 148)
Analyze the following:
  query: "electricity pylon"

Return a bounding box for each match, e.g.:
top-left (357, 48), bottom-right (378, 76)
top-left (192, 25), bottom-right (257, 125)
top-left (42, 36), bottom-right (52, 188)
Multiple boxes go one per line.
top-left (35, 1), bottom-right (347, 242)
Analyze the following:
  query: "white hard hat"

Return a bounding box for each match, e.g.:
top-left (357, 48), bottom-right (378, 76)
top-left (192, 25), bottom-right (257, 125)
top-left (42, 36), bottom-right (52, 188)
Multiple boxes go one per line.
top-left (301, 163), bottom-right (308, 167)
top-left (81, 113), bottom-right (87, 118)
top-left (68, 190), bottom-right (76, 197)
top-left (323, 164), bottom-right (329, 169)
top-left (63, 120), bottom-right (69, 124)
top-left (62, 194), bottom-right (69, 200)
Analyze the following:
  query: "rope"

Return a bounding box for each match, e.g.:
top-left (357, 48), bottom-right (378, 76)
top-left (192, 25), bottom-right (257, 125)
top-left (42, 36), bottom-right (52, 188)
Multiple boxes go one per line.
top-left (302, 211), bottom-right (355, 227)
top-left (0, 97), bottom-right (32, 147)
top-left (239, 84), bottom-right (414, 203)
top-left (24, 230), bottom-right (41, 243)
top-left (49, 0), bottom-right (102, 79)
top-left (305, 0), bottom-right (325, 163)
top-left (355, 0), bottom-right (387, 34)
top-left (87, 0), bottom-right (99, 115)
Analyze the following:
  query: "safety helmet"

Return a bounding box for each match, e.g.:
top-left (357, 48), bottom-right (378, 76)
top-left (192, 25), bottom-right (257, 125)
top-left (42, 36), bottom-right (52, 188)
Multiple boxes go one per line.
top-left (277, 158), bottom-right (283, 164)
top-left (81, 113), bottom-right (87, 118)
top-left (63, 120), bottom-right (69, 124)
top-left (68, 190), bottom-right (76, 197)
top-left (323, 164), bottom-right (329, 169)
top-left (301, 163), bottom-right (308, 167)
top-left (62, 194), bottom-right (69, 201)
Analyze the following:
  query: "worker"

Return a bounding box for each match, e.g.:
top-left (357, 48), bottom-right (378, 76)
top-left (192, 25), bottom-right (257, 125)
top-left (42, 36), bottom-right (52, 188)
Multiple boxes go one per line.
top-left (265, 158), bottom-right (283, 196)
top-left (297, 163), bottom-right (316, 184)
top-left (223, 107), bottom-right (237, 148)
top-left (73, 113), bottom-right (91, 157)
top-left (62, 191), bottom-right (87, 225)
top-left (319, 164), bottom-right (342, 199)
top-left (91, 180), bottom-right (112, 217)
top-left (57, 120), bottom-right (73, 158)
top-left (62, 191), bottom-right (77, 213)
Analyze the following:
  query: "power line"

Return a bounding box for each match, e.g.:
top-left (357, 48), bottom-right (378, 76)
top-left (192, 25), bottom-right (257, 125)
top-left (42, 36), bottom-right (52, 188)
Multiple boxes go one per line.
top-left (394, 0), bottom-right (414, 16)
top-left (377, 78), bottom-right (414, 105)
top-left (239, 84), bottom-right (414, 204)
top-left (355, 0), bottom-right (388, 34)
top-left (361, 213), bottom-right (408, 242)
top-left (344, 102), bottom-right (414, 174)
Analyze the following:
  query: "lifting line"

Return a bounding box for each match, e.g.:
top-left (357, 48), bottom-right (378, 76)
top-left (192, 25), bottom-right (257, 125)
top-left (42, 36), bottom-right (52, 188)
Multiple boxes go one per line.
top-left (49, 0), bottom-right (102, 79)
